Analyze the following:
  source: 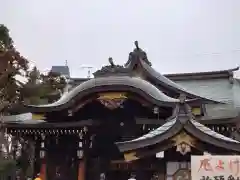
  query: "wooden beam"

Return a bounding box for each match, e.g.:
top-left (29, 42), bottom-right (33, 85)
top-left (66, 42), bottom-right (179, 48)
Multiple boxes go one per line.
top-left (135, 118), bottom-right (165, 124)
top-left (135, 117), bottom-right (237, 125)
top-left (4, 116), bottom-right (237, 130)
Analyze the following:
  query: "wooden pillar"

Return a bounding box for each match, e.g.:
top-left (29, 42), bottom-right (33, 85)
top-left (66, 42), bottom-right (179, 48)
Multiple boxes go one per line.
top-left (78, 160), bottom-right (85, 180)
top-left (40, 160), bottom-right (47, 180)
top-left (77, 130), bottom-right (85, 180)
top-left (39, 133), bottom-right (47, 180)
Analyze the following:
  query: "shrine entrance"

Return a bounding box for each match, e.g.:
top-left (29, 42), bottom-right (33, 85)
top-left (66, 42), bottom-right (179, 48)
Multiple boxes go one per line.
top-left (86, 158), bottom-right (163, 180)
top-left (46, 135), bottom-right (78, 180)
top-left (84, 98), bottom-right (150, 180)
top-left (108, 161), bottom-right (158, 180)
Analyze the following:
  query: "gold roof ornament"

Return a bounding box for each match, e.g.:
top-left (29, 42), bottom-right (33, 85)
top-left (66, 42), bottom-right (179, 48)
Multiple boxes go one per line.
top-left (172, 131), bottom-right (196, 155)
top-left (124, 152), bottom-right (139, 162)
top-left (176, 143), bottom-right (191, 155)
top-left (98, 92), bottom-right (127, 100)
top-left (172, 131), bottom-right (196, 146)
top-left (98, 92), bottom-right (127, 110)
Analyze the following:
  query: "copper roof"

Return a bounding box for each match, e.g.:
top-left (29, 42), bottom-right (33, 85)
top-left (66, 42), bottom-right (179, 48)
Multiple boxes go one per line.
top-left (10, 76), bottom-right (181, 113)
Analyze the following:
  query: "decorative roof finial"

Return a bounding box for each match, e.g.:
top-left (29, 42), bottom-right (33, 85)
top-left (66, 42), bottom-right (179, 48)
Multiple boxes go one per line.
top-left (108, 57), bottom-right (115, 68)
top-left (125, 41), bottom-right (152, 67)
top-left (93, 57), bottom-right (129, 77)
top-left (134, 41), bottom-right (139, 50)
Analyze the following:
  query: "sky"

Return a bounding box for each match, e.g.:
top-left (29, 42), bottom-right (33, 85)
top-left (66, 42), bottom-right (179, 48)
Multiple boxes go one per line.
top-left (1, 0), bottom-right (240, 77)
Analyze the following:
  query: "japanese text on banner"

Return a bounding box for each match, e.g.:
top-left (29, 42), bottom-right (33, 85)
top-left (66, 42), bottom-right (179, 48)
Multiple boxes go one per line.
top-left (191, 155), bottom-right (240, 180)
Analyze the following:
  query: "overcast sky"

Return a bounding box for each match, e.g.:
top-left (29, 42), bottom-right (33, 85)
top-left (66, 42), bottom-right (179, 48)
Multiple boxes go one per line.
top-left (1, 0), bottom-right (240, 77)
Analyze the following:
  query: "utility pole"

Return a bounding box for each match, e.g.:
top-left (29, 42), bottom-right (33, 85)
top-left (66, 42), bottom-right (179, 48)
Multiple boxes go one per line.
top-left (80, 66), bottom-right (93, 78)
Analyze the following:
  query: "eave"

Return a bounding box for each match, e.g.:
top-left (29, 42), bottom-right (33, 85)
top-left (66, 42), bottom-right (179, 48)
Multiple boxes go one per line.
top-left (165, 67), bottom-right (239, 81)
top-left (3, 119), bottom-right (95, 129)
top-left (138, 59), bottom-right (223, 104)
top-left (3, 114), bottom-right (238, 130)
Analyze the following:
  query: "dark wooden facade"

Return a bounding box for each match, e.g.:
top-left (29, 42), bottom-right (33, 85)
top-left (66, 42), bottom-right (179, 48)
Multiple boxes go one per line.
top-left (2, 41), bottom-right (240, 180)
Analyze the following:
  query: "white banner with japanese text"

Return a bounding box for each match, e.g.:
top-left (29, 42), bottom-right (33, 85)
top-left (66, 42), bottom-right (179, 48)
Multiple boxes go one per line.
top-left (191, 155), bottom-right (240, 180)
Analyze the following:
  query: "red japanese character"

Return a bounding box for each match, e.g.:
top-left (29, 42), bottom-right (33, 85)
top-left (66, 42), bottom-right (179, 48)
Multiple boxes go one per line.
top-left (229, 158), bottom-right (240, 176)
top-left (216, 159), bottom-right (225, 170)
top-left (198, 158), bottom-right (213, 172)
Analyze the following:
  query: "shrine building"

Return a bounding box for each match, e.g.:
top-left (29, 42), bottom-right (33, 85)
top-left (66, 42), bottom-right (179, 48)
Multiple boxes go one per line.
top-left (2, 41), bottom-right (240, 180)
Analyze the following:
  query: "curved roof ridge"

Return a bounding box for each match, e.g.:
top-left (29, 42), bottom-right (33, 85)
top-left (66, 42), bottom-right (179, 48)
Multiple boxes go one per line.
top-left (139, 60), bottom-right (224, 104)
top-left (26, 76), bottom-right (179, 109)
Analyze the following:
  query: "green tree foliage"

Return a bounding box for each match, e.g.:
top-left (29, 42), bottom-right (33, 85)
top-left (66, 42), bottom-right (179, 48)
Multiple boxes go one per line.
top-left (0, 25), bottom-right (30, 172)
top-left (0, 24), bottom-right (66, 106)
top-left (0, 24), bottom-right (29, 108)
top-left (22, 67), bottom-right (66, 105)
top-left (0, 24), bottom-right (67, 178)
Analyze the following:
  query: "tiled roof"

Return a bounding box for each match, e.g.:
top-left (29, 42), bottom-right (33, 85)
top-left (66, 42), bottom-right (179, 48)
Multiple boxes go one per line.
top-left (175, 79), bottom-right (234, 104)
top-left (27, 76), bottom-right (180, 108)
top-left (140, 60), bottom-right (221, 103)
top-left (174, 77), bottom-right (240, 118)
top-left (51, 66), bottom-right (70, 77)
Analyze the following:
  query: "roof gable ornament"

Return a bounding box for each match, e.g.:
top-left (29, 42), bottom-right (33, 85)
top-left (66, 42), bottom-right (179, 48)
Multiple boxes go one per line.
top-left (173, 131), bottom-right (194, 155)
top-left (125, 41), bottom-right (152, 67)
top-left (176, 94), bottom-right (194, 125)
top-left (93, 57), bottom-right (130, 77)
